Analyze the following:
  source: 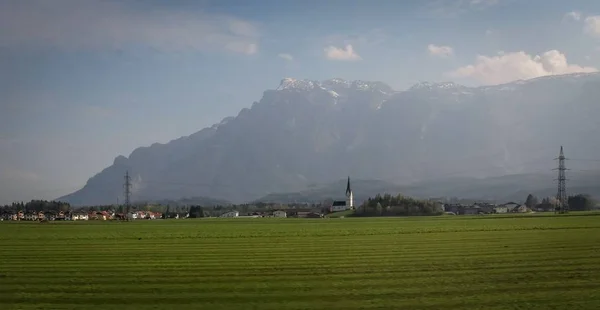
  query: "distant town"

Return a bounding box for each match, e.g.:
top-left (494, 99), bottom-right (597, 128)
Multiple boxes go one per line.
top-left (1, 176), bottom-right (596, 222)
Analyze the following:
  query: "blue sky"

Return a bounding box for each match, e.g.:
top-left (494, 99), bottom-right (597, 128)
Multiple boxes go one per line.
top-left (1, 0), bottom-right (600, 203)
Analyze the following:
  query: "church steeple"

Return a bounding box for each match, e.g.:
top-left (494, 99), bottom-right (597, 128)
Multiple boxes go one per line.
top-left (345, 176), bottom-right (354, 209)
top-left (345, 176), bottom-right (352, 197)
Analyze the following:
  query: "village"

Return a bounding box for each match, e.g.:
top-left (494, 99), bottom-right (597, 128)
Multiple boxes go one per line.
top-left (1, 178), bottom-right (556, 222)
top-left (0, 208), bottom-right (328, 221)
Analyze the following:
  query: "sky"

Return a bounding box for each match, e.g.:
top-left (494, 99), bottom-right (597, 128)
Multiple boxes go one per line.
top-left (2, 0), bottom-right (600, 204)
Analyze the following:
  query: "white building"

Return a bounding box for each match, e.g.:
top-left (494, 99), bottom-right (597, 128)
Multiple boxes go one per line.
top-left (273, 210), bottom-right (287, 218)
top-left (330, 201), bottom-right (348, 212)
top-left (220, 211), bottom-right (239, 218)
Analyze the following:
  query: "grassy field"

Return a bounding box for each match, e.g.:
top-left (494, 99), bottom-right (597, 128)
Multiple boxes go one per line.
top-left (1, 214), bottom-right (600, 309)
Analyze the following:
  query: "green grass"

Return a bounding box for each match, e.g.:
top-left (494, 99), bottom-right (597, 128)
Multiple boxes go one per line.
top-left (1, 214), bottom-right (600, 309)
top-left (325, 209), bottom-right (355, 218)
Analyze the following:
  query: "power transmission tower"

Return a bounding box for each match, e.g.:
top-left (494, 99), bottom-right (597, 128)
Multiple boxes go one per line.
top-left (554, 146), bottom-right (568, 214)
top-left (123, 170), bottom-right (132, 218)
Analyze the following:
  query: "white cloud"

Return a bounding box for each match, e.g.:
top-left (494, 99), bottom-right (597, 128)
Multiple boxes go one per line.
top-left (584, 16), bottom-right (600, 37)
top-left (428, 44), bottom-right (454, 58)
top-left (564, 11), bottom-right (582, 21)
top-left (324, 44), bottom-right (362, 61)
top-left (0, 0), bottom-right (260, 54)
top-left (278, 53), bottom-right (294, 61)
top-left (450, 50), bottom-right (598, 85)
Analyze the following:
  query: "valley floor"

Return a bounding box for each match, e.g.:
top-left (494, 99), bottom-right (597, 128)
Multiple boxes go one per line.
top-left (1, 214), bottom-right (600, 309)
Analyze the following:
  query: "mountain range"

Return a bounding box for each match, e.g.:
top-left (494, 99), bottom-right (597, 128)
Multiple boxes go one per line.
top-left (58, 73), bottom-right (600, 206)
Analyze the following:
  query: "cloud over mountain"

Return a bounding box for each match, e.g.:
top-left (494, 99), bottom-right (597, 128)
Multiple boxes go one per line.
top-left (324, 44), bottom-right (361, 61)
top-left (451, 50), bottom-right (597, 84)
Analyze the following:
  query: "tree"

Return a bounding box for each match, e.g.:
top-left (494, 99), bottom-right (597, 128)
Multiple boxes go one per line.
top-left (376, 202), bottom-right (383, 216)
top-left (163, 205), bottom-right (170, 219)
top-left (189, 205), bottom-right (204, 218)
top-left (525, 194), bottom-right (538, 209)
top-left (568, 194), bottom-right (595, 211)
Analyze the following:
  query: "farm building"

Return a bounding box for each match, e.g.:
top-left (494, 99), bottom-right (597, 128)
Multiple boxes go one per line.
top-left (512, 205), bottom-right (528, 213)
top-left (502, 202), bottom-right (520, 210)
top-left (493, 206), bottom-right (510, 213)
top-left (273, 210), bottom-right (287, 218)
top-left (220, 211), bottom-right (240, 218)
top-left (287, 209), bottom-right (323, 218)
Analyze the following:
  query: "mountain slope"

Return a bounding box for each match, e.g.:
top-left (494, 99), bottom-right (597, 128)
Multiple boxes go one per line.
top-left (58, 74), bottom-right (600, 206)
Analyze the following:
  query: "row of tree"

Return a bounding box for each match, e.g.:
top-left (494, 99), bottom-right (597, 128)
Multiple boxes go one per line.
top-left (0, 200), bottom-right (72, 213)
top-left (355, 193), bottom-right (444, 217)
top-left (524, 193), bottom-right (597, 211)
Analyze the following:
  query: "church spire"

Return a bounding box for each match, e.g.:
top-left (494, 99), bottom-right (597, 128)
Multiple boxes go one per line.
top-left (345, 176), bottom-right (352, 197)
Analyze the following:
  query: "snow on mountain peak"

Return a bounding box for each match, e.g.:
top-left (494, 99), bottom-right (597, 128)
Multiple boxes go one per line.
top-left (322, 78), bottom-right (352, 89)
top-left (278, 78), bottom-right (317, 91)
top-left (278, 77), bottom-right (393, 96)
top-left (409, 81), bottom-right (463, 91)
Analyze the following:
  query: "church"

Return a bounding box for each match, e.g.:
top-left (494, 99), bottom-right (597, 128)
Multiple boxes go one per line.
top-left (329, 177), bottom-right (354, 212)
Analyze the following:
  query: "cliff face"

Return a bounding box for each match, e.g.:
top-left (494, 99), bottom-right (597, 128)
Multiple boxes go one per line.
top-left (58, 74), bottom-right (600, 205)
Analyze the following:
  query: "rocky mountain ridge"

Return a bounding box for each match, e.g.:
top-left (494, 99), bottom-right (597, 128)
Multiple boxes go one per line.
top-left (58, 73), bottom-right (600, 205)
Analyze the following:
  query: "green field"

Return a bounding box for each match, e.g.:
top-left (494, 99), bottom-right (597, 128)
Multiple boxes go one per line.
top-left (2, 214), bottom-right (600, 309)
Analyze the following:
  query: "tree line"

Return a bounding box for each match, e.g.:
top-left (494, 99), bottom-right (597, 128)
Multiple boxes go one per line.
top-left (524, 193), bottom-right (597, 211)
top-left (0, 200), bottom-right (72, 213)
top-left (355, 193), bottom-right (444, 217)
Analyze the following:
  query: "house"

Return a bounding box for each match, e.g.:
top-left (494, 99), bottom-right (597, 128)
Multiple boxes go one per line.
top-left (74, 213), bottom-right (88, 220)
top-left (273, 210), bottom-right (287, 218)
top-left (502, 202), bottom-right (520, 210)
top-left (512, 204), bottom-right (528, 213)
top-left (476, 203), bottom-right (496, 214)
top-left (463, 206), bottom-right (480, 215)
top-left (127, 212), bottom-right (138, 220)
top-left (220, 211), bottom-right (239, 218)
top-left (24, 212), bottom-right (37, 221)
top-left (55, 211), bottom-right (66, 221)
top-left (287, 209), bottom-right (322, 218)
top-left (493, 206), bottom-right (510, 213)
top-left (100, 211), bottom-right (113, 220)
top-left (443, 204), bottom-right (463, 214)
top-left (45, 212), bottom-right (57, 221)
